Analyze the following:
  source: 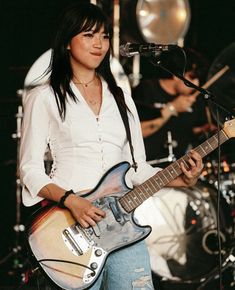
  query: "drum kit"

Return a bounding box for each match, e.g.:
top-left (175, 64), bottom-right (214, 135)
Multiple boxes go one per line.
top-left (133, 1), bottom-right (235, 288)
top-left (136, 106), bottom-right (235, 290)
top-left (133, 60), bottom-right (235, 290)
top-left (135, 155), bottom-right (235, 289)
top-left (1, 1), bottom-right (235, 289)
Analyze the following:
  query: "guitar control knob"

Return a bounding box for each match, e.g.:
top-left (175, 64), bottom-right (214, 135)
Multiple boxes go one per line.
top-left (90, 262), bottom-right (98, 270)
top-left (95, 249), bottom-right (102, 257)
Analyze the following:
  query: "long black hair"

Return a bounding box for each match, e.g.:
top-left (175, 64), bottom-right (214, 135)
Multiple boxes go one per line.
top-left (49, 2), bottom-right (127, 120)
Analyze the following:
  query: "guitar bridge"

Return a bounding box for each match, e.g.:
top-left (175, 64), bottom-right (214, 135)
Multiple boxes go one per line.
top-left (62, 224), bottom-right (94, 256)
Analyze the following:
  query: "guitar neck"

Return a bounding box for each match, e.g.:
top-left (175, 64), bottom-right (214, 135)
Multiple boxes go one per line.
top-left (119, 129), bottom-right (229, 213)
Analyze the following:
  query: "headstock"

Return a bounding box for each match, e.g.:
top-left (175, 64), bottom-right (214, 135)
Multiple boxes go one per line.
top-left (223, 118), bottom-right (235, 138)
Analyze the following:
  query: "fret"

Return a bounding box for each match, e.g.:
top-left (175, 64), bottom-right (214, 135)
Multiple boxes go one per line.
top-left (221, 130), bottom-right (229, 142)
top-left (166, 167), bottom-right (174, 179)
top-left (119, 198), bottom-right (131, 212)
top-left (147, 178), bottom-right (159, 192)
top-left (199, 144), bottom-right (207, 155)
top-left (158, 171), bottom-right (170, 185)
top-left (203, 142), bottom-right (211, 152)
top-left (131, 192), bottom-right (140, 207)
top-left (125, 188), bottom-right (143, 211)
top-left (181, 156), bottom-right (190, 169)
top-left (119, 125), bottom-right (232, 213)
top-left (133, 187), bottom-right (145, 203)
top-left (163, 171), bottom-right (172, 183)
top-left (139, 184), bottom-right (152, 200)
top-left (132, 189), bottom-right (141, 204)
top-left (195, 131), bottom-right (228, 158)
top-left (207, 141), bottom-right (214, 151)
top-left (143, 184), bottom-right (153, 198)
top-left (126, 195), bottom-right (134, 210)
top-left (153, 175), bottom-right (164, 187)
top-left (144, 186), bottom-right (152, 196)
top-left (146, 180), bottom-right (158, 192)
top-left (168, 164), bottom-right (178, 177)
top-left (174, 160), bottom-right (183, 173)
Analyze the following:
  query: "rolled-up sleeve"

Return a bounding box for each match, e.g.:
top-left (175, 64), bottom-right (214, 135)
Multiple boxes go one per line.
top-left (20, 87), bottom-right (52, 206)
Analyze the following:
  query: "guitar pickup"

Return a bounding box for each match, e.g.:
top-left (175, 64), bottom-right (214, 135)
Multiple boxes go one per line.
top-left (109, 199), bottom-right (123, 223)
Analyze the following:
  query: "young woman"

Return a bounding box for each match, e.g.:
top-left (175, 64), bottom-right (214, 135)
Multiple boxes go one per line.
top-left (20, 2), bottom-right (203, 289)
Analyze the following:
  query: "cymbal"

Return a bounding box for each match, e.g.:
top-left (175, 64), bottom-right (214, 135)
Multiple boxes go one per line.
top-left (135, 101), bottom-right (162, 121)
top-left (136, 0), bottom-right (191, 44)
top-left (207, 42), bottom-right (235, 114)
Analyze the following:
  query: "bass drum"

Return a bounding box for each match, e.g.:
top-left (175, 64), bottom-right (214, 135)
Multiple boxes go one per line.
top-left (134, 182), bottom-right (232, 283)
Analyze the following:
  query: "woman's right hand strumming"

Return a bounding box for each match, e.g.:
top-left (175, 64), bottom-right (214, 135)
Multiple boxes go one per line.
top-left (64, 195), bottom-right (106, 228)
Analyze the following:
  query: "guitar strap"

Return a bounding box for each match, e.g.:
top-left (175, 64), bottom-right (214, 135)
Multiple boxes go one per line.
top-left (114, 97), bottom-right (138, 172)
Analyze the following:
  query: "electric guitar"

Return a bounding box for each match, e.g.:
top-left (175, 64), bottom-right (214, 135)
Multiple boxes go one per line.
top-left (27, 119), bottom-right (235, 290)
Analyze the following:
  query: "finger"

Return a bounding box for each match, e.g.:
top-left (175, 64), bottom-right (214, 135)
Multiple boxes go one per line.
top-left (86, 206), bottom-right (105, 218)
top-left (189, 150), bottom-right (201, 161)
top-left (84, 216), bottom-right (96, 227)
top-left (187, 157), bottom-right (196, 168)
top-left (187, 153), bottom-right (204, 174)
top-left (188, 151), bottom-right (202, 166)
top-left (182, 151), bottom-right (199, 166)
top-left (180, 161), bottom-right (191, 177)
top-left (92, 214), bottom-right (103, 222)
top-left (79, 219), bottom-right (90, 228)
top-left (94, 207), bottom-right (106, 217)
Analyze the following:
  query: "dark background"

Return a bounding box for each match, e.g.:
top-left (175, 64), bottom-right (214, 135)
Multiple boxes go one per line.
top-left (0, 0), bottom-right (235, 287)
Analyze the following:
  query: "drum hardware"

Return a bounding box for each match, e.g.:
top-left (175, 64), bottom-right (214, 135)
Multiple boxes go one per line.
top-left (196, 252), bottom-right (235, 290)
top-left (201, 159), bottom-right (235, 193)
top-left (0, 105), bottom-right (26, 273)
top-left (11, 105), bottom-right (25, 233)
top-left (202, 229), bottom-right (226, 255)
top-left (124, 0), bottom-right (191, 89)
top-left (142, 64), bottom-right (231, 166)
top-left (148, 131), bottom-right (177, 165)
top-left (113, 0), bottom-right (120, 60)
top-left (134, 182), bottom-right (234, 286)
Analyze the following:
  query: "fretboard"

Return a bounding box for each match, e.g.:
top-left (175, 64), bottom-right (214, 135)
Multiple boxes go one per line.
top-left (119, 129), bottom-right (229, 213)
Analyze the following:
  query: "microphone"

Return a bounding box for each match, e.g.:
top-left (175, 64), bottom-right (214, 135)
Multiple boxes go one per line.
top-left (119, 42), bottom-right (178, 57)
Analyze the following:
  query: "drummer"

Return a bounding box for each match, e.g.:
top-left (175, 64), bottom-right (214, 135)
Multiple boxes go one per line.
top-left (132, 48), bottom-right (213, 166)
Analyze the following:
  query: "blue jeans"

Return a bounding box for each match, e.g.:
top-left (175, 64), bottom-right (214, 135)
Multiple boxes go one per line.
top-left (89, 240), bottom-right (154, 290)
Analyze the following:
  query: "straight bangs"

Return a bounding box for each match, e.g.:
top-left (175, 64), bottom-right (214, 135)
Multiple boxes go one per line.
top-left (81, 17), bottom-right (110, 35)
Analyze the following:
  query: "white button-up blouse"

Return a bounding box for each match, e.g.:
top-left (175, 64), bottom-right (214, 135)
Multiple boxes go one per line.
top-left (20, 79), bottom-right (160, 206)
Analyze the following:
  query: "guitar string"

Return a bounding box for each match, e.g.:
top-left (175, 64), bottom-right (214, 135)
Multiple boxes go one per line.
top-left (82, 133), bottom-right (227, 230)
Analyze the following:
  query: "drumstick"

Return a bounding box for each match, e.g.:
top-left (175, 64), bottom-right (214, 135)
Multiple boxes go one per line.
top-left (190, 65), bottom-right (230, 126)
top-left (191, 65), bottom-right (230, 98)
top-left (201, 65), bottom-right (229, 127)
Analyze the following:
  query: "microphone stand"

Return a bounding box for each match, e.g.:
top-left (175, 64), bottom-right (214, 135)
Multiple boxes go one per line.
top-left (150, 55), bottom-right (235, 290)
top-left (149, 56), bottom-right (235, 119)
